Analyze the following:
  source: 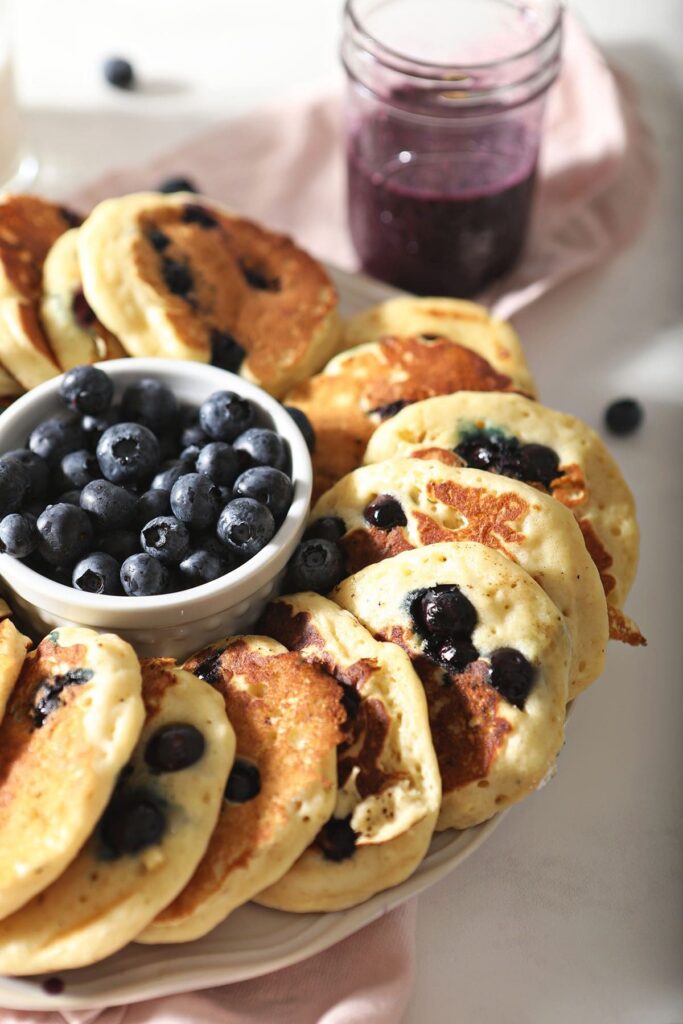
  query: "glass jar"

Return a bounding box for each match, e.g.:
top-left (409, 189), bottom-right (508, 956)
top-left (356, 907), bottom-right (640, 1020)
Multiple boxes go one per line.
top-left (342, 0), bottom-right (562, 297)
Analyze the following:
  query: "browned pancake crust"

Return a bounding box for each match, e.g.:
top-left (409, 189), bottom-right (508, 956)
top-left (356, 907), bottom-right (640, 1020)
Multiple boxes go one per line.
top-left (153, 640), bottom-right (344, 921)
top-left (0, 196), bottom-right (79, 303)
top-left (132, 202), bottom-right (337, 381)
top-left (285, 336), bottom-right (521, 499)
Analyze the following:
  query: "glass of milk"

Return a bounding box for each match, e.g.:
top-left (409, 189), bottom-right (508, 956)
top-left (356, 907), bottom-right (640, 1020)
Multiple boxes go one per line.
top-left (0, 0), bottom-right (37, 189)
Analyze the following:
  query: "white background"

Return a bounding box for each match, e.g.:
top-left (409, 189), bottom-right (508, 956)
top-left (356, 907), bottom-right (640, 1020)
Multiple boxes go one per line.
top-left (7, 1), bottom-right (683, 1021)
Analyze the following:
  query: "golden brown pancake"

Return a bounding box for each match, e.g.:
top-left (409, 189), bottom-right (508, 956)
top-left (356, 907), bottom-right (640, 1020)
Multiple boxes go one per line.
top-left (285, 334), bottom-right (527, 499)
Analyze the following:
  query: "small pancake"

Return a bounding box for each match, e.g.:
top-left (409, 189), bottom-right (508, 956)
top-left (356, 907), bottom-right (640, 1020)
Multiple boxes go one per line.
top-left (78, 192), bottom-right (341, 396)
top-left (333, 542), bottom-right (570, 830)
top-left (41, 228), bottom-right (126, 369)
top-left (285, 334), bottom-right (529, 500)
top-left (0, 658), bottom-right (234, 973)
top-left (255, 593), bottom-right (441, 911)
top-left (0, 618), bottom-right (31, 722)
top-left (0, 194), bottom-right (79, 389)
top-left (365, 391), bottom-right (643, 644)
top-left (139, 636), bottom-right (343, 942)
top-left (313, 459), bottom-right (608, 698)
top-left (0, 627), bottom-right (143, 921)
top-left (342, 296), bottom-right (537, 397)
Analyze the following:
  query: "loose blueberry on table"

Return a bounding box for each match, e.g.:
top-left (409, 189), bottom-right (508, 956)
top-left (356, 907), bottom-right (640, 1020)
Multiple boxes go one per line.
top-left (0, 366), bottom-right (295, 596)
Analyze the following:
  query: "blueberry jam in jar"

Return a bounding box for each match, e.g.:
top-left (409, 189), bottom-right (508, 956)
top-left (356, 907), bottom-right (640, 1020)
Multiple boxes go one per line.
top-left (342, 0), bottom-right (562, 297)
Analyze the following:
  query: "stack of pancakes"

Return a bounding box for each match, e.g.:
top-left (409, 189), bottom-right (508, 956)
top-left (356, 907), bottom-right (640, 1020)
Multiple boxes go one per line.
top-left (0, 192), bottom-right (645, 972)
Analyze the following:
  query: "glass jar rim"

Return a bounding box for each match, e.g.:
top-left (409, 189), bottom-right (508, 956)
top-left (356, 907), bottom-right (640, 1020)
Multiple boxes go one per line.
top-left (344, 0), bottom-right (563, 75)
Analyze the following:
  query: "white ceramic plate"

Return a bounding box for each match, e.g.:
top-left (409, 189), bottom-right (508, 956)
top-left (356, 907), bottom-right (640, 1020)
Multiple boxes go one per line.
top-left (0, 268), bottom-right (506, 1011)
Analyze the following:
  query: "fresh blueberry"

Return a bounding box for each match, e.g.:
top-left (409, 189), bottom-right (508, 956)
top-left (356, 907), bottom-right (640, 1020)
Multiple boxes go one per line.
top-left (605, 398), bottom-right (643, 436)
top-left (199, 390), bottom-right (256, 443)
top-left (170, 473), bottom-right (221, 530)
top-left (59, 365), bottom-right (113, 415)
top-left (413, 585), bottom-right (478, 638)
top-left (233, 428), bottom-right (288, 472)
top-left (177, 444), bottom-right (200, 467)
top-left (56, 489), bottom-right (82, 506)
top-left (158, 175), bottom-right (198, 194)
top-left (144, 723), bottom-right (205, 772)
top-left (140, 515), bottom-right (190, 565)
top-left (216, 497), bottom-right (275, 557)
top-left (80, 478), bottom-right (137, 531)
top-left (1, 449), bottom-right (49, 501)
top-left (136, 488), bottom-right (170, 526)
top-left (97, 529), bottom-right (139, 563)
top-left (192, 532), bottom-right (237, 563)
top-left (180, 423), bottom-right (208, 449)
top-left (195, 441), bottom-right (240, 487)
top-left (284, 406), bottom-right (315, 452)
top-left (178, 549), bottom-right (230, 587)
top-left (120, 378), bottom-right (178, 435)
top-left (29, 415), bottom-right (85, 465)
top-left (0, 512), bottom-right (38, 558)
top-left (162, 257), bottom-right (194, 297)
top-left (489, 648), bottom-right (535, 709)
top-left (96, 422), bottom-right (160, 486)
top-left (60, 449), bottom-right (101, 489)
top-left (210, 329), bottom-right (245, 373)
top-left (363, 494), bottom-right (407, 530)
top-left (72, 552), bottom-right (121, 595)
top-left (120, 552), bottom-right (169, 597)
top-left (286, 538), bottom-right (345, 594)
top-left (316, 815), bottom-right (357, 862)
top-left (234, 466), bottom-right (292, 522)
top-left (156, 431), bottom-right (179, 461)
top-left (99, 792), bottom-right (166, 857)
top-left (36, 503), bottom-right (93, 567)
top-left (225, 759), bottom-right (261, 803)
top-left (151, 460), bottom-right (185, 492)
top-left (429, 639), bottom-right (479, 674)
top-left (103, 57), bottom-right (135, 89)
top-left (0, 457), bottom-right (28, 517)
top-left (303, 516), bottom-right (346, 543)
top-left (517, 444), bottom-right (561, 490)
top-left (81, 408), bottom-right (119, 450)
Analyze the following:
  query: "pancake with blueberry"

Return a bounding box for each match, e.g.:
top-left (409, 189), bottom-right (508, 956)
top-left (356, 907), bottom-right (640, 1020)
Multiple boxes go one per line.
top-left (41, 228), bottom-right (126, 369)
top-left (342, 296), bottom-right (537, 397)
top-left (254, 593), bottom-right (441, 911)
top-left (78, 192), bottom-right (341, 396)
top-left (332, 542), bottom-right (570, 830)
top-left (0, 658), bottom-right (234, 973)
top-left (0, 194), bottom-right (81, 388)
top-left (0, 627), bottom-right (143, 921)
top-left (311, 458), bottom-right (607, 698)
top-left (139, 635), bottom-right (343, 941)
top-left (365, 391), bottom-right (643, 645)
top-left (0, 617), bottom-right (31, 721)
top-left (284, 333), bottom-right (533, 500)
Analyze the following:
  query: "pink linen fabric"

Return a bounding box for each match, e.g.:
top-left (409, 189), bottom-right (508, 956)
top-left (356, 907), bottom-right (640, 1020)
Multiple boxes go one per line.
top-left (1, 12), bottom-right (655, 1024)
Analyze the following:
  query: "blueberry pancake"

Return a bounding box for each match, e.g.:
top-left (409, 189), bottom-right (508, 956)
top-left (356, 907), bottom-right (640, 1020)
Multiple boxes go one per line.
top-left (0, 658), bottom-right (234, 973)
top-left (343, 296), bottom-right (537, 397)
top-left (78, 192), bottom-right (341, 396)
top-left (333, 542), bottom-right (570, 830)
top-left (41, 228), bottom-right (126, 369)
top-left (284, 334), bottom-right (531, 500)
top-left (0, 194), bottom-right (80, 388)
top-left (0, 617), bottom-right (31, 722)
top-left (365, 391), bottom-right (643, 644)
top-left (0, 627), bottom-right (143, 921)
top-left (255, 593), bottom-right (441, 911)
top-left (312, 459), bottom-right (607, 698)
top-left (139, 636), bottom-right (343, 941)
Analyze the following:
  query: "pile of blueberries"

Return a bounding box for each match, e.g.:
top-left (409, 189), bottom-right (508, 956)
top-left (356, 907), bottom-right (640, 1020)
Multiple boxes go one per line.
top-left (409, 584), bottom-right (535, 709)
top-left (0, 365), bottom-right (314, 597)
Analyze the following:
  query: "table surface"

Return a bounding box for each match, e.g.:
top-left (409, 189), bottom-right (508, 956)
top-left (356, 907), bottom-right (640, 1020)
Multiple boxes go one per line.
top-left (7, 1), bottom-right (683, 1021)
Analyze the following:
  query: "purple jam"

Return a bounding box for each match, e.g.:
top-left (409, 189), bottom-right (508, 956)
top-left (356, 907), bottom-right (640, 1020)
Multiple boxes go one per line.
top-left (347, 118), bottom-right (538, 297)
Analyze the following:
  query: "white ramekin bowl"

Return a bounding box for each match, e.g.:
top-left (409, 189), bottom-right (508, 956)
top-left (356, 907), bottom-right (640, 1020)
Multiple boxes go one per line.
top-left (0, 359), bottom-right (312, 659)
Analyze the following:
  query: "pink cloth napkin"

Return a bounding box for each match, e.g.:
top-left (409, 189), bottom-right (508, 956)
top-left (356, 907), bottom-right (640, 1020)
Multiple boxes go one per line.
top-left (4, 12), bottom-right (654, 1024)
top-left (73, 15), bottom-right (656, 324)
